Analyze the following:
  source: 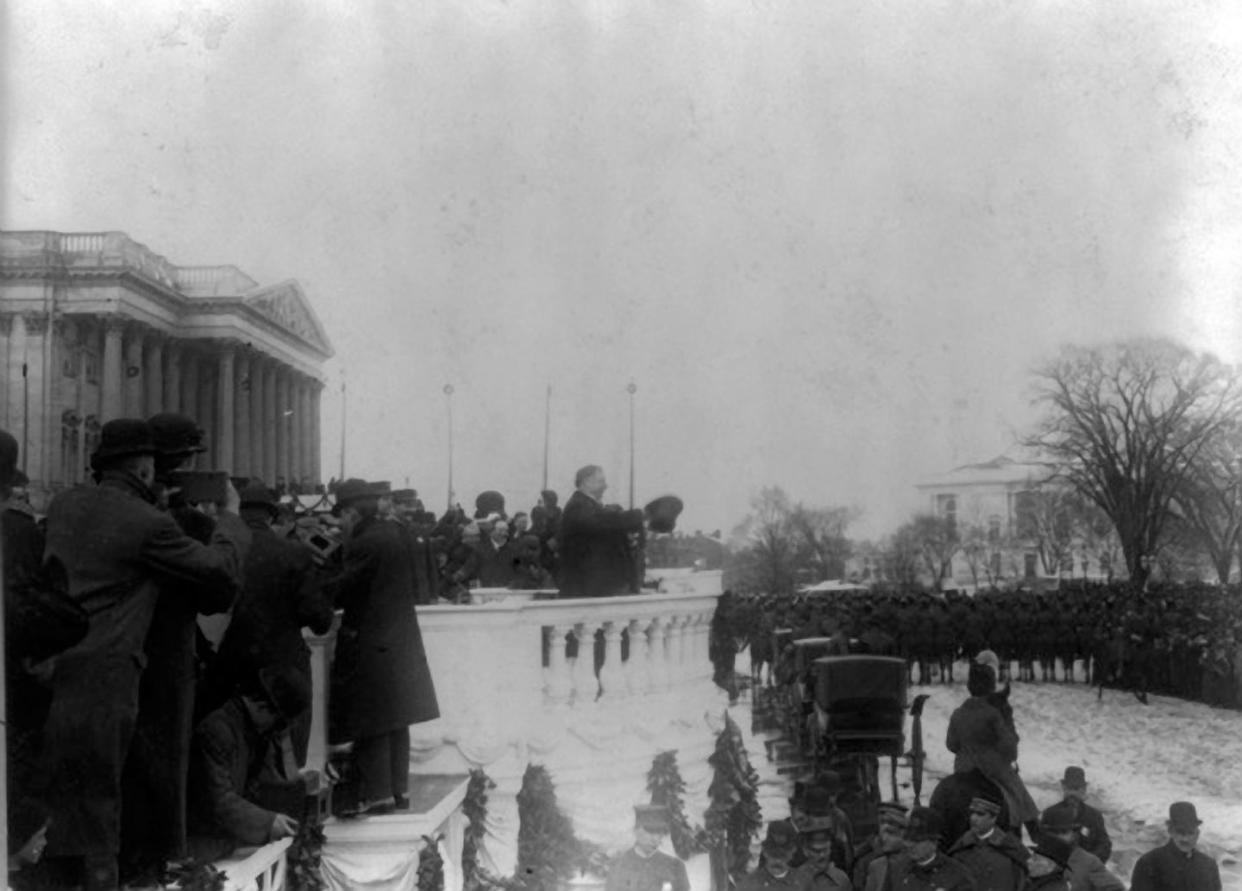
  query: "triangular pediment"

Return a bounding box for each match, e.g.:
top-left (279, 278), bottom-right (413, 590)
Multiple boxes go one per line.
top-left (244, 279), bottom-right (334, 357)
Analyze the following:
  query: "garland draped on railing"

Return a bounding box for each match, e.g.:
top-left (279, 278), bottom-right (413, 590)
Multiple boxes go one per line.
top-left (515, 764), bottom-right (604, 891)
top-left (418, 833), bottom-right (446, 891)
top-left (704, 712), bottom-right (762, 889)
top-left (462, 768), bottom-right (495, 891)
top-left (645, 750), bottom-right (706, 860)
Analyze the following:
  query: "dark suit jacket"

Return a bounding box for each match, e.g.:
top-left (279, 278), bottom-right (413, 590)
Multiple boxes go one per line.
top-left (557, 490), bottom-right (644, 597)
top-left (324, 515), bottom-right (439, 743)
top-left (41, 471), bottom-right (249, 858)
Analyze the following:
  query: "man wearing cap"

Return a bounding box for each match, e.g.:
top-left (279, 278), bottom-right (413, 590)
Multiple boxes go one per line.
top-left (325, 478), bottom-right (439, 815)
top-left (1038, 804), bottom-right (1124, 891)
top-left (209, 481), bottom-right (335, 764)
top-left (1130, 802), bottom-right (1221, 891)
top-left (39, 418), bottom-right (251, 891)
top-left (886, 806), bottom-right (976, 891)
top-left (606, 805), bottom-right (691, 891)
top-left (559, 465), bottom-right (645, 597)
top-left (1056, 767), bottom-right (1112, 864)
top-left (851, 803), bottom-right (907, 891)
top-left (739, 821), bottom-right (811, 891)
top-left (948, 793), bottom-right (1028, 891)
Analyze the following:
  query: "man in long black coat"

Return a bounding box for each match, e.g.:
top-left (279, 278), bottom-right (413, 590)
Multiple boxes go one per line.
top-left (325, 479), bottom-right (439, 814)
top-left (558, 465), bottom-right (645, 597)
top-left (40, 419), bottom-right (250, 891)
top-left (210, 482), bottom-right (335, 765)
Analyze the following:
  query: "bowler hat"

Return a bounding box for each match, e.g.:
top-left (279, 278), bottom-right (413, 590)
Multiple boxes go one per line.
top-left (633, 804), bottom-right (671, 833)
top-left (644, 495), bottom-right (684, 534)
top-left (148, 413), bottom-right (207, 456)
top-left (1031, 835), bottom-right (1072, 868)
top-left (1167, 801), bottom-right (1202, 830)
top-left (904, 807), bottom-right (943, 842)
top-left (1062, 766), bottom-right (1087, 788)
top-left (258, 664), bottom-right (311, 721)
top-left (239, 482), bottom-right (278, 513)
top-left (1039, 803), bottom-right (1079, 834)
top-left (91, 418), bottom-right (157, 465)
top-left (332, 478), bottom-right (373, 514)
top-left (761, 820), bottom-right (799, 855)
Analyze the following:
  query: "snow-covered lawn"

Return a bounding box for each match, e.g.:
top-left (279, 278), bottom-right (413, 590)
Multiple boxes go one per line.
top-left (738, 659), bottom-right (1242, 890)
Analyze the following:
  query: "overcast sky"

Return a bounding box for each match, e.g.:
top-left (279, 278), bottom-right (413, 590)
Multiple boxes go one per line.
top-left (5, 0), bottom-right (1242, 538)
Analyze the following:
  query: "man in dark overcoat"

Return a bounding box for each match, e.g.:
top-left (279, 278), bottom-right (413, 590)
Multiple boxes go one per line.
top-left (558, 465), bottom-right (644, 597)
top-left (39, 419), bottom-right (250, 891)
top-left (325, 479), bottom-right (439, 814)
top-left (120, 412), bottom-right (235, 884)
top-left (210, 482), bottom-right (335, 765)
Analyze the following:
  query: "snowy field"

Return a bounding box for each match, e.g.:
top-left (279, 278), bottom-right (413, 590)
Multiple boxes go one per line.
top-left (735, 656), bottom-right (1242, 890)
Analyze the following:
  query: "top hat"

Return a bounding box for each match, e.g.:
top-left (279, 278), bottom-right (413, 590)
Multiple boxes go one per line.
top-left (904, 807), bottom-right (943, 843)
top-left (761, 820), bottom-right (799, 854)
top-left (239, 481), bottom-right (279, 513)
top-left (644, 495), bottom-right (684, 534)
top-left (148, 413), bottom-right (207, 456)
top-left (91, 418), bottom-right (157, 465)
top-left (332, 478), bottom-right (373, 514)
top-left (1039, 803), bottom-right (1079, 834)
top-left (1031, 834), bottom-right (1072, 868)
top-left (1167, 801), bottom-right (1202, 831)
top-left (633, 804), bottom-right (671, 833)
top-left (1061, 766), bottom-right (1087, 789)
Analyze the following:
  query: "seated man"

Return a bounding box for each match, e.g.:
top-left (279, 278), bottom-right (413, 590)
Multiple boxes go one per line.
top-left (605, 805), bottom-right (690, 891)
top-left (186, 667), bottom-right (306, 860)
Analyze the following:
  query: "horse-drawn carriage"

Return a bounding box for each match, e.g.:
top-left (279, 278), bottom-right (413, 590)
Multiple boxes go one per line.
top-left (770, 631), bottom-right (928, 839)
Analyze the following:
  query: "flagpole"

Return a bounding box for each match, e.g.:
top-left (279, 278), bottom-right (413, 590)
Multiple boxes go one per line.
top-left (542, 384), bottom-right (551, 492)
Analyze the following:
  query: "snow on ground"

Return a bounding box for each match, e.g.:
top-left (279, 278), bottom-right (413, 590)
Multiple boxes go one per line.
top-left (735, 655), bottom-right (1242, 890)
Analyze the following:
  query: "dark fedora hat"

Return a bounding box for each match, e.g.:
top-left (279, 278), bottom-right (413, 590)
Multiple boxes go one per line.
top-left (239, 481), bottom-right (278, 513)
top-left (257, 664), bottom-right (312, 721)
top-left (148, 413), bottom-right (207, 456)
top-left (1062, 766), bottom-right (1087, 788)
top-left (644, 495), bottom-right (684, 534)
top-left (332, 478), bottom-right (373, 515)
top-left (91, 418), bottom-right (157, 465)
top-left (1167, 801), bottom-right (1202, 831)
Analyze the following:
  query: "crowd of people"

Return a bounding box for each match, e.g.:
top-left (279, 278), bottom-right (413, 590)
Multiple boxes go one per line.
top-left (722, 582), bottom-right (1242, 711)
top-left (0, 415), bottom-right (445, 891)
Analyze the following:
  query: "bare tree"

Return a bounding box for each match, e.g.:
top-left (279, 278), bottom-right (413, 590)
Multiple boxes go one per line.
top-left (729, 486), bottom-right (798, 593)
top-left (1026, 339), bottom-right (1242, 587)
top-left (788, 504), bottom-right (858, 581)
top-left (893, 513), bottom-right (958, 591)
top-left (1171, 419), bottom-right (1242, 583)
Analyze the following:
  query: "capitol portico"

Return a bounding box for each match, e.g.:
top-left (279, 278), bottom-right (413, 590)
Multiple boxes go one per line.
top-left (0, 230), bottom-right (333, 503)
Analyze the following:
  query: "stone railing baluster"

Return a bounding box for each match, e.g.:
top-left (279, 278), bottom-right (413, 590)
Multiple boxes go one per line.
top-left (544, 624), bottom-right (572, 706)
top-left (598, 620), bottom-right (624, 699)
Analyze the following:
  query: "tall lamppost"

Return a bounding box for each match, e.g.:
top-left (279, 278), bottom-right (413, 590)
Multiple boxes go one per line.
top-left (627, 381), bottom-right (637, 510)
top-left (337, 368), bottom-right (347, 482)
top-left (444, 384), bottom-right (455, 510)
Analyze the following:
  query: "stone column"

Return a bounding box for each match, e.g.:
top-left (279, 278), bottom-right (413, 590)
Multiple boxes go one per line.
top-left (0, 314), bottom-right (13, 429)
top-left (262, 360), bottom-right (277, 484)
top-left (234, 351), bottom-right (251, 477)
top-left (297, 377), bottom-right (311, 488)
top-left (598, 621), bottom-right (625, 699)
top-left (101, 316), bottom-right (125, 421)
top-left (570, 622), bottom-right (601, 705)
top-left (182, 350), bottom-right (200, 427)
top-left (20, 313), bottom-right (51, 486)
top-left (544, 625), bottom-right (572, 706)
top-left (249, 356), bottom-right (265, 480)
top-left (198, 359), bottom-right (216, 460)
top-left (276, 368), bottom-right (291, 487)
top-left (122, 326), bottom-right (144, 416)
top-left (310, 381), bottom-right (322, 485)
top-left (164, 342), bottom-right (183, 414)
top-left (143, 334), bottom-right (164, 416)
top-left (216, 344), bottom-right (236, 472)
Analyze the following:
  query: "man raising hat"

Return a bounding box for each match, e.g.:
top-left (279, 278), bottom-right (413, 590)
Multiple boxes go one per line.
top-left (948, 792), bottom-right (1028, 891)
top-left (1130, 802), bottom-right (1221, 891)
top-left (605, 805), bottom-right (690, 891)
top-left (738, 821), bottom-right (808, 891)
top-left (1056, 766), bottom-right (1112, 864)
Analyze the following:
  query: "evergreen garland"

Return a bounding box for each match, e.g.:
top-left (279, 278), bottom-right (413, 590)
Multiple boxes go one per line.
top-left (163, 859), bottom-right (227, 891)
top-left (418, 833), bottom-right (446, 891)
top-left (514, 764), bottom-right (599, 891)
top-left (704, 712), bottom-right (762, 884)
top-left (287, 821), bottom-right (327, 891)
top-left (462, 768), bottom-right (496, 891)
top-left (645, 751), bottom-right (706, 860)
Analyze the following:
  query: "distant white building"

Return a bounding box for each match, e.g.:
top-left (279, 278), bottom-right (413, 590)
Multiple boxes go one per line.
top-left (914, 454), bottom-right (1058, 586)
